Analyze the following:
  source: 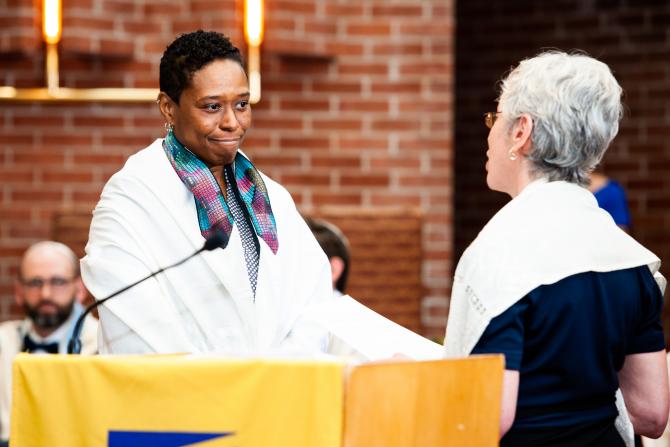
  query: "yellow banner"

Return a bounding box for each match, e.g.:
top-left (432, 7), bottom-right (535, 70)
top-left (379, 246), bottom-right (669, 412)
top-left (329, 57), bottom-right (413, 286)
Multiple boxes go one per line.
top-left (11, 354), bottom-right (344, 447)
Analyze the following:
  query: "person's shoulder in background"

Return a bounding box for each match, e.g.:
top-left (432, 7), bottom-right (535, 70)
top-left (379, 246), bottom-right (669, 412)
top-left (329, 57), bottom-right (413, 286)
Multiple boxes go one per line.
top-left (589, 172), bottom-right (631, 229)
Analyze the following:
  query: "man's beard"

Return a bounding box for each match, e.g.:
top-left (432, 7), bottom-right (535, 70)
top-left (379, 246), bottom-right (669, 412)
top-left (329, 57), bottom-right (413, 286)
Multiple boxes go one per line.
top-left (24, 300), bottom-right (74, 330)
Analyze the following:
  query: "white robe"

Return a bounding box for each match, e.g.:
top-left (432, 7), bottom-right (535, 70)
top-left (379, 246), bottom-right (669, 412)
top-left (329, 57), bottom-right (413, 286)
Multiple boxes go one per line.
top-left (81, 139), bottom-right (332, 355)
top-left (0, 310), bottom-right (97, 441)
top-left (444, 179), bottom-right (665, 446)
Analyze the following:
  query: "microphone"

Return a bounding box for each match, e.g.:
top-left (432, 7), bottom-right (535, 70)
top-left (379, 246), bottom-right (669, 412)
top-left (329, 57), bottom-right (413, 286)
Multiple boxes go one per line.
top-left (67, 230), bottom-right (228, 354)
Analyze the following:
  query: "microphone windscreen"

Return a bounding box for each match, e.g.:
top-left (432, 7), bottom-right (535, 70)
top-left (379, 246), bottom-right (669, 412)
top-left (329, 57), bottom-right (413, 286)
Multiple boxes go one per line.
top-left (203, 226), bottom-right (229, 251)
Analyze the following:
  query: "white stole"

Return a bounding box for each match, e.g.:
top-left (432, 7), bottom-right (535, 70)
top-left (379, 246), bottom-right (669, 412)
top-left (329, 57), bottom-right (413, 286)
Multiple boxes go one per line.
top-left (444, 179), bottom-right (665, 446)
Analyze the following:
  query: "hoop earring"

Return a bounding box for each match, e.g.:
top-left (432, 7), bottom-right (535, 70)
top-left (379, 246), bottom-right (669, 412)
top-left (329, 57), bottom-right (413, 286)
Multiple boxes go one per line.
top-left (164, 122), bottom-right (174, 132)
top-left (508, 149), bottom-right (518, 161)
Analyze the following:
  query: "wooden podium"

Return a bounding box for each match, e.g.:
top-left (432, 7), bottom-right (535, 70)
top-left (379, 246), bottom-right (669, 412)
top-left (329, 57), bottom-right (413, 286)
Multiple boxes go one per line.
top-left (10, 354), bottom-right (503, 446)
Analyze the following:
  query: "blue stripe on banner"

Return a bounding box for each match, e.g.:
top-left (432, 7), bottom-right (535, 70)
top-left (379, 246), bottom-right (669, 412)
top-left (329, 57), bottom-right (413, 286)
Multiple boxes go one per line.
top-left (108, 430), bottom-right (235, 447)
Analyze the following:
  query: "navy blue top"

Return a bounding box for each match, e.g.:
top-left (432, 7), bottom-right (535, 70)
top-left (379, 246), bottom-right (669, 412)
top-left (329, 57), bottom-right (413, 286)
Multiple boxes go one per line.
top-left (594, 180), bottom-right (631, 227)
top-left (472, 266), bottom-right (664, 428)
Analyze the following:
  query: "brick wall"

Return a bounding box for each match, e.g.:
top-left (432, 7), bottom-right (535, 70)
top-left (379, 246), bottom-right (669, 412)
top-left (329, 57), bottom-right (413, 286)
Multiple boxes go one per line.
top-left (0, 0), bottom-right (454, 339)
top-left (455, 1), bottom-right (670, 342)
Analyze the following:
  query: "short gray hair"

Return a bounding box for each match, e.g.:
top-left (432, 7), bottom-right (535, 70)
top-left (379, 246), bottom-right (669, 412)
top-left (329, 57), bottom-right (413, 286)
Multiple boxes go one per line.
top-left (498, 51), bottom-right (623, 185)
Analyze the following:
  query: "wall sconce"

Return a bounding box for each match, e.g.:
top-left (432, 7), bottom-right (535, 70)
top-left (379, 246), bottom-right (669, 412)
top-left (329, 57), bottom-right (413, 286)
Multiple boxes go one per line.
top-left (43, 0), bottom-right (61, 93)
top-left (0, 0), bottom-right (157, 103)
top-left (244, 0), bottom-right (264, 104)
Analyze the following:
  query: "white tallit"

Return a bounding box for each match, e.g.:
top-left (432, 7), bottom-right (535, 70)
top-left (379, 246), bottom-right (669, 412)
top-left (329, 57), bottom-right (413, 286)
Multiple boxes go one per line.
top-left (444, 179), bottom-right (665, 447)
top-left (81, 139), bottom-right (332, 356)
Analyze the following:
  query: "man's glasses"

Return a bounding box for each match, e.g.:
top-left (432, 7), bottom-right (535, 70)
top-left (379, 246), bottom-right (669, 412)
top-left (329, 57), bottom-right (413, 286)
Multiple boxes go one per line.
top-left (21, 276), bottom-right (75, 291)
top-left (484, 112), bottom-right (501, 129)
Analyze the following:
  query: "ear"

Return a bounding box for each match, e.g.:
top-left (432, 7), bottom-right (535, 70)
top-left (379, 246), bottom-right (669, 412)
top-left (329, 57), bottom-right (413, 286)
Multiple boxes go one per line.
top-left (14, 278), bottom-right (25, 307)
top-left (73, 278), bottom-right (87, 304)
top-left (157, 92), bottom-right (177, 127)
top-left (509, 113), bottom-right (534, 156)
top-left (329, 257), bottom-right (345, 286)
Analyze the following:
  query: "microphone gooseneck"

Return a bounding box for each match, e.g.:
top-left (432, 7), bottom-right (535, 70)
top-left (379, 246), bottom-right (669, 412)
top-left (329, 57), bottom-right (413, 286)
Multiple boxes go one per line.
top-left (67, 232), bottom-right (226, 354)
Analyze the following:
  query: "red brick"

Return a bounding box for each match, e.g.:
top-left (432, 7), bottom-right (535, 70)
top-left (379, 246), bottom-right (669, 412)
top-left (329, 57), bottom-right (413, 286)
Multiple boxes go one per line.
top-left (371, 43), bottom-right (423, 55)
top-left (101, 135), bottom-right (152, 147)
top-left (340, 99), bottom-right (389, 113)
top-left (12, 115), bottom-right (65, 128)
top-left (0, 246), bottom-right (28, 258)
top-left (338, 63), bottom-right (389, 76)
top-left (132, 116), bottom-right (164, 128)
top-left (282, 174), bottom-right (330, 186)
top-left (312, 81), bottom-right (361, 94)
top-left (432, 4), bottom-right (452, 17)
top-left (398, 99), bottom-right (451, 113)
top-left (399, 175), bottom-right (451, 187)
top-left (11, 188), bottom-right (64, 203)
top-left (312, 119), bottom-right (362, 131)
top-left (0, 169), bottom-right (33, 182)
top-left (371, 81), bottom-right (422, 94)
top-left (14, 150), bottom-right (65, 165)
top-left (266, 16), bottom-right (298, 32)
top-left (0, 208), bottom-right (31, 221)
top-left (398, 138), bottom-right (449, 151)
top-left (274, 0), bottom-right (316, 14)
top-left (262, 79), bottom-right (304, 93)
top-left (252, 155), bottom-right (302, 167)
top-left (264, 37), bottom-right (320, 56)
top-left (63, 17), bottom-right (115, 32)
top-left (370, 194), bottom-right (421, 207)
top-left (312, 156), bottom-right (361, 168)
top-left (304, 19), bottom-right (337, 35)
top-left (190, 0), bottom-right (233, 12)
top-left (42, 171), bottom-right (94, 184)
top-left (254, 117), bottom-right (303, 130)
top-left (63, 0), bottom-right (93, 7)
top-left (346, 23), bottom-right (391, 36)
top-left (280, 136), bottom-right (330, 150)
top-left (340, 174), bottom-right (390, 187)
top-left (0, 134), bottom-right (34, 145)
top-left (72, 117), bottom-right (125, 127)
top-left (370, 156), bottom-right (421, 169)
top-left (371, 5), bottom-right (423, 16)
top-left (71, 190), bottom-right (103, 203)
top-left (7, 222), bottom-right (49, 239)
top-left (41, 134), bottom-right (94, 146)
top-left (371, 119), bottom-right (420, 132)
top-left (324, 4), bottom-right (365, 16)
top-left (278, 98), bottom-right (329, 112)
top-left (338, 138), bottom-right (389, 151)
top-left (399, 22), bottom-right (453, 36)
top-left (400, 61), bottom-right (452, 76)
top-left (312, 193), bottom-right (362, 206)
top-left (71, 153), bottom-right (127, 165)
top-left (323, 42), bottom-right (365, 57)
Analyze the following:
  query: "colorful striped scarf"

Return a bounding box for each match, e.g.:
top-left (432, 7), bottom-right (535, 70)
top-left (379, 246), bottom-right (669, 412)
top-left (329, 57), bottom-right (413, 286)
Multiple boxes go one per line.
top-left (162, 130), bottom-right (279, 254)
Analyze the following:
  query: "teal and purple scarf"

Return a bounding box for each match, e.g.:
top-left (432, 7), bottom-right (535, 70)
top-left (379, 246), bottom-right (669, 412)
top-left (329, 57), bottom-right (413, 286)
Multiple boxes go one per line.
top-left (162, 130), bottom-right (279, 254)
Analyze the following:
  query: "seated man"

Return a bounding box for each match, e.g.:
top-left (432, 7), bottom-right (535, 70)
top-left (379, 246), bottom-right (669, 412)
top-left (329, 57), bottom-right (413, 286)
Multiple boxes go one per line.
top-left (304, 217), bottom-right (351, 297)
top-left (0, 241), bottom-right (98, 445)
top-left (304, 217), bottom-right (367, 361)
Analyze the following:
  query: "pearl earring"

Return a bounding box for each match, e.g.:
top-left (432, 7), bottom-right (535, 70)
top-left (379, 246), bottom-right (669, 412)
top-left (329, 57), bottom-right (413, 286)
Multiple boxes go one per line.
top-left (508, 149), bottom-right (518, 161)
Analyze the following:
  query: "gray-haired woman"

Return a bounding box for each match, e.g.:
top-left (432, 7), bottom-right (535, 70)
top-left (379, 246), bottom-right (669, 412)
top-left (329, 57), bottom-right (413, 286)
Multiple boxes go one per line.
top-left (444, 51), bottom-right (668, 447)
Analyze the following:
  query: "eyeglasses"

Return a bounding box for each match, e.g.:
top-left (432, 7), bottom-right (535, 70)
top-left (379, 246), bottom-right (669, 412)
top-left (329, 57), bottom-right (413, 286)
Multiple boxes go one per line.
top-left (21, 276), bottom-right (75, 291)
top-left (484, 112), bottom-right (501, 129)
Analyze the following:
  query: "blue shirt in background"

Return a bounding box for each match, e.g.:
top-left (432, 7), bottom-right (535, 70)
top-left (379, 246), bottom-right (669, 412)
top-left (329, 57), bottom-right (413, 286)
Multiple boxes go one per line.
top-left (593, 180), bottom-right (631, 227)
